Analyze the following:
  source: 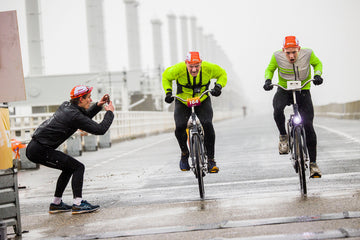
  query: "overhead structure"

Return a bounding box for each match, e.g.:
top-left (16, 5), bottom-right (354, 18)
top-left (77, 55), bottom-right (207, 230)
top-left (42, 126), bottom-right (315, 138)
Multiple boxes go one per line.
top-left (123, 0), bottom-right (142, 92)
top-left (25, 0), bottom-right (44, 76)
top-left (151, 19), bottom-right (164, 69)
top-left (167, 14), bottom-right (179, 65)
top-left (190, 16), bottom-right (197, 51)
top-left (86, 0), bottom-right (107, 72)
top-left (180, 15), bottom-right (189, 56)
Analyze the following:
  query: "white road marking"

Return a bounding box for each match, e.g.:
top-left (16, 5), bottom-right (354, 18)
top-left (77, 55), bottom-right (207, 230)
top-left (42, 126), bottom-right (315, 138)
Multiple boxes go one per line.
top-left (315, 123), bottom-right (360, 145)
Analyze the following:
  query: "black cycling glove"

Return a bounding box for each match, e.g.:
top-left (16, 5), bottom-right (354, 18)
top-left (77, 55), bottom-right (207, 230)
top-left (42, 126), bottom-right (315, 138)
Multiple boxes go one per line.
top-left (210, 84), bottom-right (222, 97)
top-left (313, 75), bottom-right (323, 85)
top-left (164, 92), bottom-right (174, 103)
top-left (263, 79), bottom-right (273, 91)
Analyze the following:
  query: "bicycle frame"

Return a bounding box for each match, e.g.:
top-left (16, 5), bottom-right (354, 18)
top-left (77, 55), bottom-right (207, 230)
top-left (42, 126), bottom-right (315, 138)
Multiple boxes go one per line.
top-left (271, 79), bottom-right (313, 196)
top-left (173, 90), bottom-right (211, 199)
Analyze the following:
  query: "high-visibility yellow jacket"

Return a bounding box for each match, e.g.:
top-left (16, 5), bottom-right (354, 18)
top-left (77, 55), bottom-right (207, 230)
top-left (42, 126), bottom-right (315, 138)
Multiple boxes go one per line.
top-left (265, 48), bottom-right (322, 90)
top-left (162, 61), bottom-right (227, 105)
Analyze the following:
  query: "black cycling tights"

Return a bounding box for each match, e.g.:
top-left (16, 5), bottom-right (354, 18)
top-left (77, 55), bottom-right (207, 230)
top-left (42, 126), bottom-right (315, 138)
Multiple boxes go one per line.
top-left (174, 97), bottom-right (215, 159)
top-left (26, 140), bottom-right (84, 198)
top-left (273, 88), bottom-right (317, 162)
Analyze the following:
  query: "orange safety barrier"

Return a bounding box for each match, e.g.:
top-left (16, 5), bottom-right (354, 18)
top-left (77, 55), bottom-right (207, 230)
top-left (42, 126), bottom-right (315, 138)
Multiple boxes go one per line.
top-left (11, 139), bottom-right (26, 160)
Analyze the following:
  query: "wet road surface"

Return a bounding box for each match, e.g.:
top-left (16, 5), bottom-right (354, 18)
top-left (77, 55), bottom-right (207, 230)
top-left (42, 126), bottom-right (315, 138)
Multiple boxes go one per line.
top-left (10, 115), bottom-right (360, 239)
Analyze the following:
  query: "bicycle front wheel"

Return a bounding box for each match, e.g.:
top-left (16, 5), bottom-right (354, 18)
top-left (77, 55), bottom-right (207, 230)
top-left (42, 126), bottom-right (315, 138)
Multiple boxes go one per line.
top-left (294, 127), bottom-right (307, 196)
top-left (192, 134), bottom-right (205, 199)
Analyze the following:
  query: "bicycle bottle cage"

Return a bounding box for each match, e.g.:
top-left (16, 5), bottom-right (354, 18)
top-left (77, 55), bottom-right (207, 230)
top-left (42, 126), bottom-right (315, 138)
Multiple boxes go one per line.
top-left (287, 81), bottom-right (302, 90)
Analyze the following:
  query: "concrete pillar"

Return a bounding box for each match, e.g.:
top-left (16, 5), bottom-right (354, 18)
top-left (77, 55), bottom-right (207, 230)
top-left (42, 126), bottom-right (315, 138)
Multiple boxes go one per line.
top-left (151, 19), bottom-right (164, 69)
top-left (86, 0), bottom-right (107, 72)
top-left (123, 0), bottom-right (142, 71)
top-left (25, 0), bottom-right (44, 76)
top-left (151, 18), bottom-right (164, 95)
top-left (167, 14), bottom-right (178, 65)
top-left (190, 16), bottom-right (197, 51)
top-left (196, 27), bottom-right (204, 56)
top-left (207, 34), bottom-right (215, 62)
top-left (180, 15), bottom-right (189, 56)
top-left (124, 0), bottom-right (142, 92)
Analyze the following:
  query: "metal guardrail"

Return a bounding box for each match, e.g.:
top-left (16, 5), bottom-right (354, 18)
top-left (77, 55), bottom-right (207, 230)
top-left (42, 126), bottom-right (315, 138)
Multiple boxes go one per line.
top-left (315, 100), bottom-right (360, 120)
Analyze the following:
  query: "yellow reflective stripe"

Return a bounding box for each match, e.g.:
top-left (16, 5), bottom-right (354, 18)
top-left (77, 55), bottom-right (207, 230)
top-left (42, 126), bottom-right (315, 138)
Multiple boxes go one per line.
top-left (279, 67), bottom-right (294, 74)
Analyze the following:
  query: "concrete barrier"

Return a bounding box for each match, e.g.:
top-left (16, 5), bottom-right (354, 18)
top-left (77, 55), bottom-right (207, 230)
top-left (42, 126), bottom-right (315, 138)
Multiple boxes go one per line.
top-left (315, 100), bottom-right (360, 119)
top-left (18, 147), bottom-right (39, 170)
top-left (0, 169), bottom-right (22, 236)
top-left (98, 130), bottom-right (111, 148)
top-left (66, 134), bottom-right (82, 156)
top-left (83, 135), bottom-right (98, 151)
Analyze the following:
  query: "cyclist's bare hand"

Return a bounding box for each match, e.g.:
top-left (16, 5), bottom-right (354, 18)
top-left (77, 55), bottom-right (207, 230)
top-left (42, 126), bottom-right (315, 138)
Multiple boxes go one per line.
top-left (104, 101), bottom-right (115, 112)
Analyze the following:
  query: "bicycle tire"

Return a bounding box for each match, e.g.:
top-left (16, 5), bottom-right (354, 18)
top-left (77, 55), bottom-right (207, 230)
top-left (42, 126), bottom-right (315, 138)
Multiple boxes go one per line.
top-left (294, 127), bottom-right (307, 196)
top-left (192, 134), bottom-right (205, 199)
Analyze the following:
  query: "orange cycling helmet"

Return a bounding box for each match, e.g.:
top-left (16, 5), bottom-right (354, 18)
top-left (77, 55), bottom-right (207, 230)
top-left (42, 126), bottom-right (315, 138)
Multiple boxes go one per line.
top-left (185, 51), bottom-right (202, 64)
top-left (70, 85), bottom-right (93, 99)
top-left (283, 36), bottom-right (300, 49)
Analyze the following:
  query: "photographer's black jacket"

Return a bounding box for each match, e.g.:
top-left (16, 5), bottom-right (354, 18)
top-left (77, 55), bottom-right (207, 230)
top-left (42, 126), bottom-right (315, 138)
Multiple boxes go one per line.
top-left (32, 101), bottom-right (114, 149)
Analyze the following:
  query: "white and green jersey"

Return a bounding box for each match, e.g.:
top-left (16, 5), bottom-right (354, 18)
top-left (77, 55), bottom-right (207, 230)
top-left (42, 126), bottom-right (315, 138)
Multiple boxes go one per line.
top-left (265, 48), bottom-right (322, 90)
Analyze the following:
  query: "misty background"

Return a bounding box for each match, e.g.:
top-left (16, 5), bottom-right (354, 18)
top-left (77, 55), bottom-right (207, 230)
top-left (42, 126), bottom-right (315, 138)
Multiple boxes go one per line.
top-left (1, 0), bottom-right (359, 115)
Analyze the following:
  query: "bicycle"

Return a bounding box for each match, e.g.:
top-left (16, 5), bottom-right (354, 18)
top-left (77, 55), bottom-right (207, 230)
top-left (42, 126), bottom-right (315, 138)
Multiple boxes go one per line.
top-left (271, 79), bottom-right (314, 196)
top-left (172, 90), bottom-right (211, 199)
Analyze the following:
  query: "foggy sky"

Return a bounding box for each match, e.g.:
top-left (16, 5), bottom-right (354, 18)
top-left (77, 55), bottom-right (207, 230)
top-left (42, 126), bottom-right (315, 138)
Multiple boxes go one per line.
top-left (1, 0), bottom-right (359, 110)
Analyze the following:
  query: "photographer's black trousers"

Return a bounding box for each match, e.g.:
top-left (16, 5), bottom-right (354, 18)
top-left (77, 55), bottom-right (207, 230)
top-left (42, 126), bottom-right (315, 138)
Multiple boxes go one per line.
top-left (26, 139), bottom-right (84, 198)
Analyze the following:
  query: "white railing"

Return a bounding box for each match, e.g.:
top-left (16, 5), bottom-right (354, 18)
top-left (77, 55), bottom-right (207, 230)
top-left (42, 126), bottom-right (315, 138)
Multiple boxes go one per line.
top-left (9, 111), bottom-right (175, 143)
top-left (10, 110), bottom-right (239, 143)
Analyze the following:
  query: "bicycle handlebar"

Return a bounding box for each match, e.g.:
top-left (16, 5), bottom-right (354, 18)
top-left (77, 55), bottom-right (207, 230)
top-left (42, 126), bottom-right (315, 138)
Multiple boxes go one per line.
top-left (172, 89), bottom-right (211, 102)
top-left (271, 79), bottom-right (314, 91)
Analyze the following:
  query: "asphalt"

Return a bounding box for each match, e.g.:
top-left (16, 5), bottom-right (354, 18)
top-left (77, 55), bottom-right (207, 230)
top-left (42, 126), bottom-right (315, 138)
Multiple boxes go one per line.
top-left (7, 115), bottom-right (360, 240)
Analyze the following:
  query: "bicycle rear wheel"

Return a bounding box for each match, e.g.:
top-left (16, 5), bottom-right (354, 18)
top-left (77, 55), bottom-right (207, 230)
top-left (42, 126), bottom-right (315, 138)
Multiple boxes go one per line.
top-left (192, 134), bottom-right (205, 199)
top-left (294, 127), bottom-right (307, 196)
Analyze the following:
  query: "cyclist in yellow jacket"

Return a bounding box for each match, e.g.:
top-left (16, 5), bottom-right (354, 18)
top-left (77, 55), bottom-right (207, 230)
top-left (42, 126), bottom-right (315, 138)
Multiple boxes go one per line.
top-left (162, 51), bottom-right (227, 173)
top-left (263, 36), bottom-right (323, 178)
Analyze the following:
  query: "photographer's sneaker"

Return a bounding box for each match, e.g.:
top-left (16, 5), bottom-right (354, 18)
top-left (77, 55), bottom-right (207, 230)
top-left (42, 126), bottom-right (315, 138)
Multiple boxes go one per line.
top-left (72, 200), bottom-right (100, 214)
top-left (49, 201), bottom-right (72, 214)
top-left (279, 135), bottom-right (289, 154)
top-left (310, 162), bottom-right (322, 178)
